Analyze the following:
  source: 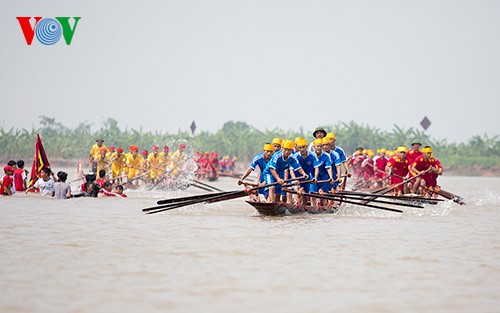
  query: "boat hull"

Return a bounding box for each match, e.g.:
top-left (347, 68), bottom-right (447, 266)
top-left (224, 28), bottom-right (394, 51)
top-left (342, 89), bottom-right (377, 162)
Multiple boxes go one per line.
top-left (246, 201), bottom-right (339, 216)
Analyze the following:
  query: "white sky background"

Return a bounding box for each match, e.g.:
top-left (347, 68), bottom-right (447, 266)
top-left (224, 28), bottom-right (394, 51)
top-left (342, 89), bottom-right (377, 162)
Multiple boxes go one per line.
top-left (1, 0), bottom-right (499, 143)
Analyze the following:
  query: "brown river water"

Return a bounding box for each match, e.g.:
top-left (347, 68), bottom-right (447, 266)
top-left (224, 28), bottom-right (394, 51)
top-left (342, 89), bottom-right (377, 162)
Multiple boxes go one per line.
top-left (1, 175), bottom-right (499, 313)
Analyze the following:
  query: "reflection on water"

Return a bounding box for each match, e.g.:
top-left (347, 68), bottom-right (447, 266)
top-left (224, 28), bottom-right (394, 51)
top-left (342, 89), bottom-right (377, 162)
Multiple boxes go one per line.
top-left (1, 176), bottom-right (499, 313)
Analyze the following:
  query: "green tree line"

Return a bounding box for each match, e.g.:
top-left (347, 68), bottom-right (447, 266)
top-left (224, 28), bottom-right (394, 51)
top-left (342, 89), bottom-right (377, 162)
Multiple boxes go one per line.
top-left (0, 116), bottom-right (498, 168)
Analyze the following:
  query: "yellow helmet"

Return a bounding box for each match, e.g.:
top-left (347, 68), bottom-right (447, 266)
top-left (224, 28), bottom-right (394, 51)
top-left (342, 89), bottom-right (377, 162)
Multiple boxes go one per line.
top-left (294, 137), bottom-right (304, 143)
top-left (296, 139), bottom-right (307, 147)
top-left (281, 140), bottom-right (294, 149)
top-left (263, 143), bottom-right (274, 151)
top-left (422, 147), bottom-right (432, 153)
top-left (326, 132), bottom-right (336, 140)
top-left (397, 146), bottom-right (407, 153)
top-left (313, 138), bottom-right (323, 146)
top-left (272, 137), bottom-right (282, 145)
top-left (322, 138), bottom-right (330, 145)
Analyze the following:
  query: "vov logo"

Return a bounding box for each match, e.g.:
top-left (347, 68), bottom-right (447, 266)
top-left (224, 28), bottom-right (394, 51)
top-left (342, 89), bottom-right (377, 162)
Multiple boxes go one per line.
top-left (16, 17), bottom-right (81, 45)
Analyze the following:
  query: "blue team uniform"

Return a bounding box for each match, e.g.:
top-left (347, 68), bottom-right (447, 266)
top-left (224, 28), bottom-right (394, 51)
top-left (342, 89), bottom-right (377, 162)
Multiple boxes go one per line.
top-left (334, 146), bottom-right (347, 163)
top-left (249, 152), bottom-right (269, 197)
top-left (293, 151), bottom-right (318, 192)
top-left (263, 151), bottom-right (302, 195)
top-left (310, 151), bottom-right (333, 193)
top-left (329, 150), bottom-right (342, 189)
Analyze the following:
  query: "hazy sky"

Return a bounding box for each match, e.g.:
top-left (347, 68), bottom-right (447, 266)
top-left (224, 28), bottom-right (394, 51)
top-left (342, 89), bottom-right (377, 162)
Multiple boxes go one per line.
top-left (1, 0), bottom-right (499, 143)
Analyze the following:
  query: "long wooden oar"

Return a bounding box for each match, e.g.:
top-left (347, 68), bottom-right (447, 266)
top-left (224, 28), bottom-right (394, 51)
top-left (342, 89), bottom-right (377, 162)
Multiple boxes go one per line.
top-left (144, 190), bottom-right (246, 214)
top-left (187, 182), bottom-right (215, 192)
top-left (314, 192), bottom-right (424, 208)
top-left (144, 176), bottom-right (305, 214)
top-left (157, 191), bottom-right (228, 205)
top-left (337, 190), bottom-right (444, 203)
top-left (362, 170), bottom-right (430, 204)
top-left (284, 188), bottom-right (423, 208)
top-left (190, 179), bottom-right (224, 192)
top-left (283, 189), bottom-right (404, 213)
top-left (434, 188), bottom-right (465, 205)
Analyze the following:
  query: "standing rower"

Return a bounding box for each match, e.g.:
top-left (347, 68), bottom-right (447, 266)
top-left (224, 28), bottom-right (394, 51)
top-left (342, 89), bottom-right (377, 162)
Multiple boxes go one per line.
top-left (308, 127), bottom-right (327, 153)
top-left (88, 138), bottom-right (108, 173)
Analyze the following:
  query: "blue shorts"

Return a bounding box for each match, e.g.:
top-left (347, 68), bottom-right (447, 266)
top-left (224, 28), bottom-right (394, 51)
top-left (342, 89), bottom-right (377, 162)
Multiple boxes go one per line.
top-left (310, 181), bottom-right (333, 193)
top-left (264, 173), bottom-right (283, 194)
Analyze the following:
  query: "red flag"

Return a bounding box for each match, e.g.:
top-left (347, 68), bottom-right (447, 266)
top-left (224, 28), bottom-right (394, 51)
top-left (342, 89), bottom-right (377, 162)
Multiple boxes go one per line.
top-left (28, 134), bottom-right (51, 190)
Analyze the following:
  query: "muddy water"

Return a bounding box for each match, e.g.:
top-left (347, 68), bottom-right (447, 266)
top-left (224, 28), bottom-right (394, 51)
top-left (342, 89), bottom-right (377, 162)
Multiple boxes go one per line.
top-left (1, 176), bottom-right (499, 313)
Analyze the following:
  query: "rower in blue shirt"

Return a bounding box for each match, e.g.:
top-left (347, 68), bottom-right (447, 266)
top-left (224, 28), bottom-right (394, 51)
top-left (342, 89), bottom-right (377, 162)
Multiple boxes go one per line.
top-left (263, 139), bottom-right (308, 202)
top-left (291, 138), bottom-right (317, 193)
top-left (309, 138), bottom-right (334, 193)
top-left (322, 137), bottom-right (342, 190)
top-left (239, 143), bottom-right (274, 200)
top-left (326, 132), bottom-right (350, 178)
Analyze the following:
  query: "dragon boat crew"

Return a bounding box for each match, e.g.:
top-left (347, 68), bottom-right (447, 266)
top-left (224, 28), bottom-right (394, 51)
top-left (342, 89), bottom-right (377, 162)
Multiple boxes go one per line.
top-left (325, 132), bottom-right (350, 178)
top-left (126, 145), bottom-right (143, 185)
top-left (373, 148), bottom-right (388, 188)
top-left (426, 153), bottom-right (443, 194)
top-left (409, 146), bottom-right (437, 195)
top-left (310, 138), bottom-right (334, 194)
top-left (322, 137), bottom-right (342, 191)
top-left (263, 139), bottom-right (308, 203)
top-left (289, 138), bottom-right (317, 206)
top-left (360, 150), bottom-right (375, 188)
top-left (169, 144), bottom-right (187, 177)
top-left (308, 127), bottom-right (327, 153)
top-left (386, 146), bottom-right (410, 195)
top-left (239, 143), bottom-right (274, 201)
top-left (106, 146), bottom-right (115, 158)
top-left (350, 148), bottom-right (365, 182)
top-left (94, 147), bottom-right (111, 174)
top-left (88, 138), bottom-right (108, 173)
top-left (110, 147), bottom-right (126, 184)
top-left (147, 146), bottom-right (163, 183)
top-left (271, 138), bottom-right (282, 154)
top-left (406, 141), bottom-right (422, 165)
top-left (159, 146), bottom-right (171, 170)
top-left (291, 138), bottom-right (316, 193)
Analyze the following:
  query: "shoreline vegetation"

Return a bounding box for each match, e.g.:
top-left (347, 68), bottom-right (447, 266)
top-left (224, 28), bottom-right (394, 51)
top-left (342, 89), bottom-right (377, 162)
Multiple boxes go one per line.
top-left (1, 116), bottom-right (498, 177)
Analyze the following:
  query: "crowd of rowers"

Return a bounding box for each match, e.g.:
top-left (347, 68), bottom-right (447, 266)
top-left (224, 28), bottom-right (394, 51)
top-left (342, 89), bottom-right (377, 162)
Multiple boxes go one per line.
top-left (88, 139), bottom-right (239, 188)
top-left (87, 139), bottom-right (191, 188)
top-left (237, 127), bottom-right (443, 207)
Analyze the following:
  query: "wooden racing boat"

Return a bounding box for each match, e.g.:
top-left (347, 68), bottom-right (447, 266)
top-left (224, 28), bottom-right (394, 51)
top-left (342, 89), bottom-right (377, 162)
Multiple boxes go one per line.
top-left (246, 200), bottom-right (340, 216)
